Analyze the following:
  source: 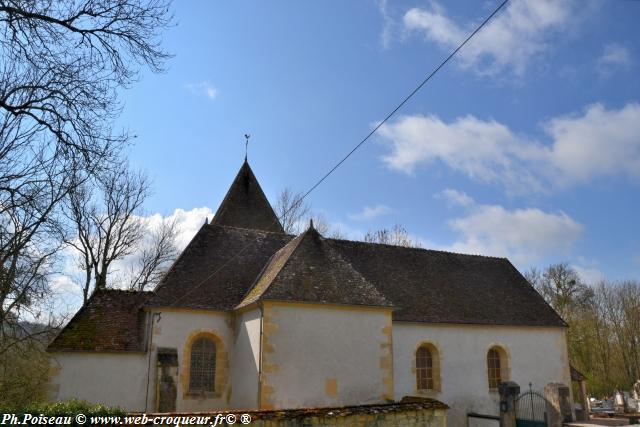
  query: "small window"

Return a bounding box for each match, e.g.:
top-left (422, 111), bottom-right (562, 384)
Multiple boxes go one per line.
top-left (487, 347), bottom-right (506, 390)
top-left (416, 345), bottom-right (435, 391)
top-left (189, 337), bottom-right (216, 393)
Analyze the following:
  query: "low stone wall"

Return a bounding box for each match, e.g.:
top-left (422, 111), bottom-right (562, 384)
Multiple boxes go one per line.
top-left (142, 399), bottom-right (448, 426)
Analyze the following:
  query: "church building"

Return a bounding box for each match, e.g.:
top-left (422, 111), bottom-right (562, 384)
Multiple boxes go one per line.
top-left (47, 160), bottom-right (572, 425)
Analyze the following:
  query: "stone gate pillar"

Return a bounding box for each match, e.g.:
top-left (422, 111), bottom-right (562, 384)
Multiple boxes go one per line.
top-left (499, 381), bottom-right (520, 427)
top-left (545, 382), bottom-right (574, 427)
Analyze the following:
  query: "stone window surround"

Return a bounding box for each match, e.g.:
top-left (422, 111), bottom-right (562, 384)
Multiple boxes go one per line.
top-left (412, 341), bottom-right (442, 395)
top-left (181, 329), bottom-right (228, 399)
top-left (486, 343), bottom-right (511, 392)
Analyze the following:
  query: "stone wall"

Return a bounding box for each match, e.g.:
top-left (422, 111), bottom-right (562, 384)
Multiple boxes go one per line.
top-left (142, 400), bottom-right (447, 426)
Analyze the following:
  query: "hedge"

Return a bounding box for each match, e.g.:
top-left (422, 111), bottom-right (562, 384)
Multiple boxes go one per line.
top-left (0, 399), bottom-right (125, 424)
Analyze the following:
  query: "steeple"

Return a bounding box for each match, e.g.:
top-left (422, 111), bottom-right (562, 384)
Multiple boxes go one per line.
top-left (211, 160), bottom-right (284, 233)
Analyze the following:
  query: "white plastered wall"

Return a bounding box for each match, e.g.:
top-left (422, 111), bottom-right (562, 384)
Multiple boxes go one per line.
top-left (229, 307), bottom-right (261, 409)
top-left (48, 352), bottom-right (149, 411)
top-left (393, 322), bottom-right (571, 427)
top-left (149, 309), bottom-right (233, 412)
top-left (259, 302), bottom-right (394, 410)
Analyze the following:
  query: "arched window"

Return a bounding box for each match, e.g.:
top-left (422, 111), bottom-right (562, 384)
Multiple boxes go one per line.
top-left (189, 337), bottom-right (216, 393)
top-left (487, 346), bottom-right (508, 390)
top-left (416, 343), bottom-right (440, 391)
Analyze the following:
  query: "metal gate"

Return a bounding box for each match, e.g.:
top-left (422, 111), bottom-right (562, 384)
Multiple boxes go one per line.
top-left (515, 385), bottom-right (548, 427)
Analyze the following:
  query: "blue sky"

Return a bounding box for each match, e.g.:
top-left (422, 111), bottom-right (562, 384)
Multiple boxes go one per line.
top-left (115, 0), bottom-right (640, 284)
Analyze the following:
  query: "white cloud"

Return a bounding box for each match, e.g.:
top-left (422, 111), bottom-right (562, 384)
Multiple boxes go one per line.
top-left (379, 103), bottom-right (640, 192)
top-left (403, 0), bottom-right (575, 76)
top-left (50, 274), bottom-right (80, 295)
top-left (436, 188), bottom-right (475, 208)
top-left (432, 189), bottom-right (583, 264)
top-left (378, 113), bottom-right (545, 192)
top-left (111, 207), bottom-right (213, 281)
top-left (348, 204), bottom-right (393, 221)
top-left (155, 207), bottom-right (214, 250)
top-left (545, 103), bottom-right (640, 185)
top-left (442, 199), bottom-right (583, 264)
top-left (376, 0), bottom-right (395, 49)
top-left (597, 43), bottom-right (632, 77)
top-left (572, 264), bottom-right (604, 285)
top-left (186, 81), bottom-right (218, 100)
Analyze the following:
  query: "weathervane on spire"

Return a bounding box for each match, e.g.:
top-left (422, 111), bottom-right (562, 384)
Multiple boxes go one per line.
top-left (244, 134), bottom-right (251, 161)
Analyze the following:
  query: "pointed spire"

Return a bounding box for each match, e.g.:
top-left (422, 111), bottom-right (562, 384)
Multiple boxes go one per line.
top-left (211, 160), bottom-right (284, 233)
top-left (309, 218), bottom-right (314, 230)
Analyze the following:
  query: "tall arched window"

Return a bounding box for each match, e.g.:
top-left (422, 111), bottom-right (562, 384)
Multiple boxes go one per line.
top-left (416, 345), bottom-right (433, 390)
top-left (487, 346), bottom-right (508, 390)
top-left (189, 337), bottom-right (216, 393)
top-left (416, 343), bottom-right (440, 391)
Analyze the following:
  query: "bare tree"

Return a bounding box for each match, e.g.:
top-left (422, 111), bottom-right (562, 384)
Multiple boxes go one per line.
top-left (311, 214), bottom-right (345, 240)
top-left (0, 125), bottom-right (70, 356)
top-left (275, 188), bottom-right (310, 234)
top-left (364, 224), bottom-right (422, 248)
top-left (126, 218), bottom-right (179, 292)
top-left (599, 281), bottom-right (640, 387)
top-left (0, 0), bottom-right (172, 313)
top-left (0, 320), bottom-right (56, 407)
top-left (534, 262), bottom-right (594, 321)
top-left (523, 267), bottom-right (541, 288)
top-left (275, 188), bottom-right (350, 238)
top-left (1, 1), bottom-right (173, 185)
top-left (529, 261), bottom-right (640, 396)
top-left (0, 0), bottom-right (173, 406)
top-left (276, 187), bottom-right (421, 245)
top-left (63, 164), bottom-right (151, 302)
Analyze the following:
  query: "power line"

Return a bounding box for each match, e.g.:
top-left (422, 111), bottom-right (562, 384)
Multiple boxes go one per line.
top-left (167, 0), bottom-right (510, 307)
top-left (300, 0), bottom-right (510, 201)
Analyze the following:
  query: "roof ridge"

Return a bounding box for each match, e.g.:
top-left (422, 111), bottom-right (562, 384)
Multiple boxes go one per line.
top-left (326, 237), bottom-right (508, 260)
top-left (236, 227), bottom-right (392, 310)
top-left (208, 222), bottom-right (294, 237)
top-left (235, 230), bottom-right (308, 309)
top-left (95, 288), bottom-right (153, 294)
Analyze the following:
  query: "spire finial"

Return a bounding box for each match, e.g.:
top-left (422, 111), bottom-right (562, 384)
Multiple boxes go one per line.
top-left (309, 218), bottom-right (314, 229)
top-left (244, 134), bottom-right (251, 161)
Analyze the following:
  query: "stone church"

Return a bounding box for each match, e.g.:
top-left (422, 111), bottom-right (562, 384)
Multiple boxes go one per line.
top-left (47, 160), bottom-right (572, 425)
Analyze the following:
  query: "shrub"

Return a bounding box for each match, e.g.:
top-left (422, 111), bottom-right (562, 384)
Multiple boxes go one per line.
top-left (0, 341), bottom-right (50, 408)
top-left (0, 398), bottom-right (126, 418)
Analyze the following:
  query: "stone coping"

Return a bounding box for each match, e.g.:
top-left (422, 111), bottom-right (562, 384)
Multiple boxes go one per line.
top-left (141, 398), bottom-right (448, 420)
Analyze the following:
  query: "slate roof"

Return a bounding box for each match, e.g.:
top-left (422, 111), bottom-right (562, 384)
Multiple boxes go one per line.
top-left (210, 160), bottom-right (284, 233)
top-left (47, 289), bottom-right (151, 352)
top-left (329, 239), bottom-right (566, 327)
top-left (237, 225), bottom-right (392, 309)
top-left (146, 221), bottom-right (563, 326)
top-left (146, 224), bottom-right (292, 310)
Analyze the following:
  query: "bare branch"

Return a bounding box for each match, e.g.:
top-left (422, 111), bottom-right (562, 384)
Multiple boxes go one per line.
top-left (275, 187), bottom-right (310, 235)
